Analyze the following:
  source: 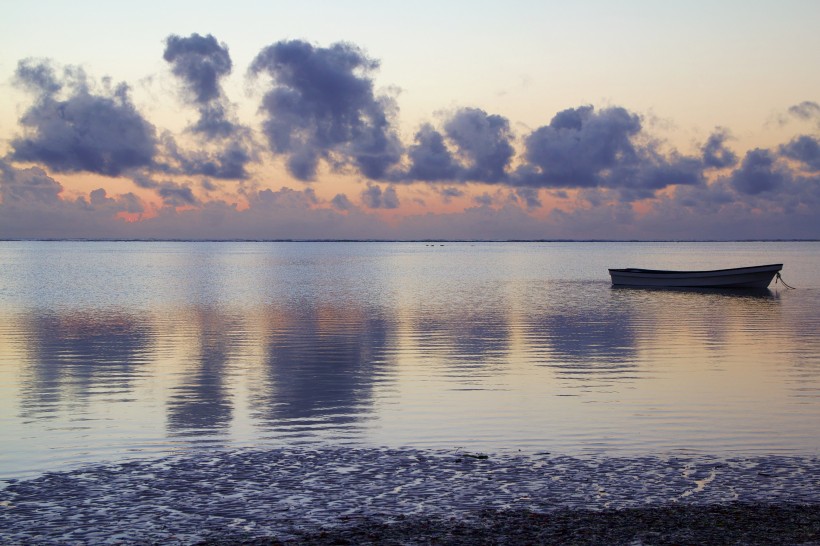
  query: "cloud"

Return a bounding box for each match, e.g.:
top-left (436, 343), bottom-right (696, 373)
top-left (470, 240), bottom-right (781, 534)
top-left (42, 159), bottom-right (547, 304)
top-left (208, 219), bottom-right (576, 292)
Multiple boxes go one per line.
top-left (125, 170), bottom-right (198, 207)
top-left (780, 135), bottom-right (820, 172)
top-left (0, 160), bottom-right (147, 238)
top-left (605, 153), bottom-right (705, 202)
top-left (4, 37), bottom-right (820, 241)
top-left (473, 193), bottom-right (494, 206)
top-left (788, 101), bottom-right (820, 122)
top-left (403, 108), bottom-right (514, 183)
top-left (160, 133), bottom-right (254, 180)
top-left (163, 33), bottom-right (241, 140)
top-left (3, 155), bottom-right (819, 240)
top-left (512, 105), bottom-right (705, 201)
top-left (249, 40), bottom-right (402, 180)
top-left (331, 193), bottom-right (355, 211)
top-left (361, 183), bottom-right (399, 209)
top-left (161, 34), bottom-right (255, 179)
top-left (157, 182), bottom-right (198, 207)
top-left (0, 160), bottom-right (63, 205)
top-left (701, 128), bottom-right (738, 169)
top-left (200, 179), bottom-right (218, 192)
top-left (400, 105), bottom-right (725, 200)
top-left (730, 149), bottom-right (787, 195)
top-left (10, 59), bottom-right (158, 177)
top-left (188, 104), bottom-right (239, 139)
top-left (14, 59), bottom-right (63, 95)
top-left (514, 187), bottom-right (542, 209)
top-left (164, 34), bottom-right (231, 104)
top-left (406, 123), bottom-right (459, 182)
top-left (136, 186), bottom-right (384, 241)
top-left (87, 188), bottom-right (144, 214)
top-left (438, 186), bottom-right (464, 203)
top-left (514, 105), bottom-right (642, 188)
top-left (443, 108), bottom-right (514, 182)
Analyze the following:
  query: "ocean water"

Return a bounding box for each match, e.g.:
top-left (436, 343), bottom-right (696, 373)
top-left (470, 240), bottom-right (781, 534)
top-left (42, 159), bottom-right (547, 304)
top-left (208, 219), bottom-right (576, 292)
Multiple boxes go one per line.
top-left (1, 241), bottom-right (819, 482)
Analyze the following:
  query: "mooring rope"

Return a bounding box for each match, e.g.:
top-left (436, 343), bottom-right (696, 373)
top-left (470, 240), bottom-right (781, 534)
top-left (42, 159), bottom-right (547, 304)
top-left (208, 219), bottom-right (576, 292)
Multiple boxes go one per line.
top-left (775, 272), bottom-right (796, 289)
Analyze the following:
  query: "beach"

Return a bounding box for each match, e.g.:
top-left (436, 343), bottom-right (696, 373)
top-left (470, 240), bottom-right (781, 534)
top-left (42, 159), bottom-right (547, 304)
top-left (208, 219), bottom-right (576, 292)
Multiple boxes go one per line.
top-left (2, 448), bottom-right (819, 544)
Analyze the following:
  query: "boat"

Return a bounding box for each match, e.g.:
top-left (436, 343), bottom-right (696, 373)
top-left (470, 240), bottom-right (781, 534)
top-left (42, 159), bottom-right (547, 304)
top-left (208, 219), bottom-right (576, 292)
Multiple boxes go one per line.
top-left (608, 264), bottom-right (782, 289)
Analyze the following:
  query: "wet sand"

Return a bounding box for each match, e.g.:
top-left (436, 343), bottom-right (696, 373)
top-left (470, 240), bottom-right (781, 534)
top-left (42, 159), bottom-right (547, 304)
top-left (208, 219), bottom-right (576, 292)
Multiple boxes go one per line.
top-left (198, 504), bottom-right (820, 545)
top-left (1, 448), bottom-right (819, 544)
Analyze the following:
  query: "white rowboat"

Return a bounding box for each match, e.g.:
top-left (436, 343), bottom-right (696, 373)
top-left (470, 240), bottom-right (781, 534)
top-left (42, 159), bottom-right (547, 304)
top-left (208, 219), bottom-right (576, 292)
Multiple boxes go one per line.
top-left (608, 264), bottom-right (783, 289)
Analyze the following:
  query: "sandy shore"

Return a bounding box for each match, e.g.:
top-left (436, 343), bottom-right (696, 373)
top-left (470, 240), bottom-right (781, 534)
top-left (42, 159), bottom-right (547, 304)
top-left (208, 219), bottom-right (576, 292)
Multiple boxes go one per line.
top-left (1, 447), bottom-right (819, 544)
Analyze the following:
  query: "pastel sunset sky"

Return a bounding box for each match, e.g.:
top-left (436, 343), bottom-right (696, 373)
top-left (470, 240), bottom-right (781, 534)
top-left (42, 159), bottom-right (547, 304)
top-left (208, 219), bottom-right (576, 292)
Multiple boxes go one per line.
top-left (1, 0), bottom-right (819, 239)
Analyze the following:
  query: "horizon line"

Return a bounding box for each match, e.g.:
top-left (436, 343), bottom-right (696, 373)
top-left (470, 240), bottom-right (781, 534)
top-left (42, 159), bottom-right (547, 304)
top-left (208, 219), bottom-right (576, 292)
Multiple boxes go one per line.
top-left (2, 238), bottom-right (818, 243)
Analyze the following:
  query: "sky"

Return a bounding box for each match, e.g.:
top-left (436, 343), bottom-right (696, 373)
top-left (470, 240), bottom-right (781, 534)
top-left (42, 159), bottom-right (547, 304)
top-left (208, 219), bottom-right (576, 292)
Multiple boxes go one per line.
top-left (1, 0), bottom-right (819, 240)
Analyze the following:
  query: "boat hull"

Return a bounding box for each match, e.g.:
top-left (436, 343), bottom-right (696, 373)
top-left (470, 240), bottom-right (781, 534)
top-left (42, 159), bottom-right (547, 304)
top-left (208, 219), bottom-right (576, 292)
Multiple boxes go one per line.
top-left (608, 264), bottom-right (782, 289)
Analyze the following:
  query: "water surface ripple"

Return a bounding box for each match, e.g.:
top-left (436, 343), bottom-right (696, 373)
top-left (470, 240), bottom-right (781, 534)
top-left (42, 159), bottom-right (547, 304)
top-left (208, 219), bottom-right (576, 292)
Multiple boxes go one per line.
top-left (1, 241), bottom-right (819, 481)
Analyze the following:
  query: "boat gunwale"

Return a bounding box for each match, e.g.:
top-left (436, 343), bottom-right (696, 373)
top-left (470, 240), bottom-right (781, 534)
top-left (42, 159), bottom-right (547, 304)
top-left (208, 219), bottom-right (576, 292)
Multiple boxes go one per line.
top-left (608, 263), bottom-right (782, 276)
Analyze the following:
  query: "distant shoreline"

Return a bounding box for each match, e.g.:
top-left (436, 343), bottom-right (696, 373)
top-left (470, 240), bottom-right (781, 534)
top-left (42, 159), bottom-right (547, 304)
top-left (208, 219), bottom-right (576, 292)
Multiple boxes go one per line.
top-left (2, 238), bottom-right (819, 243)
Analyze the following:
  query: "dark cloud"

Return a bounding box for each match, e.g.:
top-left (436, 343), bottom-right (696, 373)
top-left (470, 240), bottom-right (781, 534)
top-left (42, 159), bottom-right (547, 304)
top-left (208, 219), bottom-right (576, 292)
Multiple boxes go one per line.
top-left (406, 124), bottom-right (458, 181)
top-left (788, 101), bottom-right (820, 122)
top-left (0, 160), bottom-right (63, 205)
top-left (438, 186), bottom-right (464, 203)
top-left (780, 135), bottom-right (820, 172)
top-left (130, 170), bottom-right (198, 206)
top-left (403, 109), bottom-right (514, 183)
top-left (605, 154), bottom-right (705, 202)
top-left (473, 193), bottom-right (494, 206)
top-left (443, 108), bottom-right (514, 183)
top-left (730, 149), bottom-right (786, 195)
top-left (159, 133), bottom-right (253, 180)
top-left (163, 34), bottom-right (241, 140)
top-left (157, 182), bottom-right (198, 207)
top-left (11, 59), bottom-right (158, 176)
top-left (160, 34), bottom-right (254, 178)
top-left (189, 104), bottom-right (238, 139)
top-left (440, 187), bottom-right (464, 197)
top-left (401, 104), bottom-right (719, 198)
top-left (548, 105), bottom-right (591, 130)
top-left (3, 156), bottom-right (819, 241)
top-left (201, 179), bottom-right (218, 192)
top-left (673, 179), bottom-right (736, 210)
top-left (514, 187), bottom-right (542, 209)
top-left (361, 183), bottom-right (399, 209)
top-left (130, 172), bottom-right (159, 189)
top-left (331, 193), bottom-right (355, 211)
top-left (0, 161), bottom-right (149, 239)
top-left (254, 186), bottom-right (318, 208)
top-left (515, 106), bottom-right (641, 188)
top-left (178, 142), bottom-right (253, 180)
top-left (14, 59), bottom-right (62, 96)
top-left (510, 105), bottom-right (707, 200)
top-left (164, 34), bottom-right (231, 104)
top-left (249, 40), bottom-right (402, 180)
top-left (88, 188), bottom-right (144, 214)
top-left (701, 129), bottom-right (738, 169)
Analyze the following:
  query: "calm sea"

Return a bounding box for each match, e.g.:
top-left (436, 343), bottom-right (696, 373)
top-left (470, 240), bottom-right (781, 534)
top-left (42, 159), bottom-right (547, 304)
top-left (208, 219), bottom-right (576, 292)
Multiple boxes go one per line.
top-left (1, 241), bottom-right (819, 481)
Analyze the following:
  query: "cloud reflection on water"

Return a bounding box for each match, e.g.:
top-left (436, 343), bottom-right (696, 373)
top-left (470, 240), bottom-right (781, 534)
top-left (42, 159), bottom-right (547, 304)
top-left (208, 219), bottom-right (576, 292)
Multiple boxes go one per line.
top-left (165, 307), bottom-right (241, 437)
top-left (3, 253), bottom-right (818, 475)
top-left (10, 285), bottom-right (793, 429)
top-left (252, 306), bottom-right (393, 435)
top-left (17, 310), bottom-right (154, 421)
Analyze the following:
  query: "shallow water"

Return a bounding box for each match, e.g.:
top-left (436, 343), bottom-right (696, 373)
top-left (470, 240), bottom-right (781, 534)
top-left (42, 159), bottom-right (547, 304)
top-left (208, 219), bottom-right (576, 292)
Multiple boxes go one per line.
top-left (1, 241), bottom-right (819, 481)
